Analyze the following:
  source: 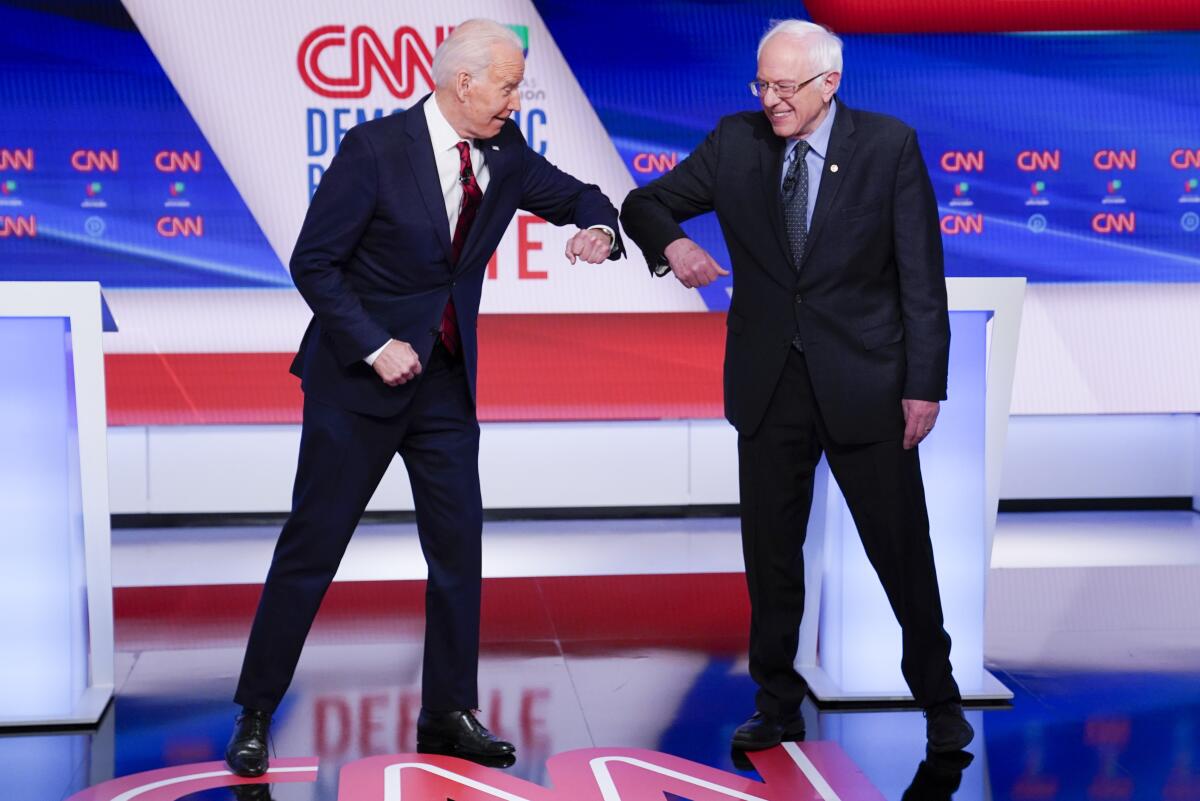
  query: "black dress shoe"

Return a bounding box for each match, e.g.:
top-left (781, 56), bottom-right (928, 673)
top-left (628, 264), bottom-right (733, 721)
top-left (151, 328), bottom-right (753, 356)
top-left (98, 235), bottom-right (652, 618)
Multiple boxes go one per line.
top-left (924, 702), bottom-right (974, 753)
top-left (225, 708), bottom-right (271, 777)
top-left (731, 711), bottom-right (806, 751)
top-left (416, 709), bottom-right (515, 757)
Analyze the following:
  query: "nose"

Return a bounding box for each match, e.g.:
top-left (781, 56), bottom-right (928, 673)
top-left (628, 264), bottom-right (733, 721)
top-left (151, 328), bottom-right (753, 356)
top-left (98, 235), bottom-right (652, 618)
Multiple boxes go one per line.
top-left (510, 89), bottom-right (522, 113)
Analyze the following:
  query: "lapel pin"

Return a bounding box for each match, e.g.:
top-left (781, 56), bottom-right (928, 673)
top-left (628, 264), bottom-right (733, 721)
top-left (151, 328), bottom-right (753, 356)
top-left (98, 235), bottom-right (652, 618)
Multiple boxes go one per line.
top-left (830, 164), bottom-right (839, 173)
top-left (491, 145), bottom-right (500, 151)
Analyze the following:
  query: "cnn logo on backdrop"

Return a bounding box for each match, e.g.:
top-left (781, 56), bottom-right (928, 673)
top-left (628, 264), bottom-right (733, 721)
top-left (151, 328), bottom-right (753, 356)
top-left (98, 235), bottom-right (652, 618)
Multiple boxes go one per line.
top-left (297, 25), bottom-right (454, 99)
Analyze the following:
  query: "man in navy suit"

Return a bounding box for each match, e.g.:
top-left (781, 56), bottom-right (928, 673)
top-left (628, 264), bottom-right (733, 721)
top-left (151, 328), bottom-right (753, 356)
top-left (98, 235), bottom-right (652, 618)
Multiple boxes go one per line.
top-left (225, 19), bottom-right (622, 775)
top-left (621, 20), bottom-right (973, 754)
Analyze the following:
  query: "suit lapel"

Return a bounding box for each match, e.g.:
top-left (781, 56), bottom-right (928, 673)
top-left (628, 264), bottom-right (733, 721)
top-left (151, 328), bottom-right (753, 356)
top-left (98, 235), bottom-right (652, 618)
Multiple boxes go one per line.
top-left (801, 101), bottom-right (857, 267)
top-left (403, 96), bottom-right (455, 264)
top-left (756, 125), bottom-right (798, 289)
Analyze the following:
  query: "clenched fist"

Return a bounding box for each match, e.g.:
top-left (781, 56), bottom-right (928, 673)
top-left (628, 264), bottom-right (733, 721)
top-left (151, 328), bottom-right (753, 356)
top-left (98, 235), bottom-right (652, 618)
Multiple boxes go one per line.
top-left (372, 339), bottom-right (422, 386)
top-left (664, 238), bottom-right (730, 288)
top-left (564, 227), bottom-right (613, 264)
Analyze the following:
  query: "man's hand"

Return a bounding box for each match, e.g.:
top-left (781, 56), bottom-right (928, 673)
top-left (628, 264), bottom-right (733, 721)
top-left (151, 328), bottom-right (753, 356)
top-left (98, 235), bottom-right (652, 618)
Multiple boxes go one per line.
top-left (372, 340), bottom-right (422, 386)
top-left (902, 398), bottom-right (940, 450)
top-left (565, 228), bottom-right (613, 264)
top-left (664, 238), bottom-right (730, 288)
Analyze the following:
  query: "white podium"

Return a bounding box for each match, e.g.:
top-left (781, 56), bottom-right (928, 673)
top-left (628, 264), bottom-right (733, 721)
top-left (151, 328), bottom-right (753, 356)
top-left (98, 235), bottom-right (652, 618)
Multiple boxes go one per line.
top-left (0, 282), bottom-right (115, 727)
top-left (796, 277), bottom-right (1024, 703)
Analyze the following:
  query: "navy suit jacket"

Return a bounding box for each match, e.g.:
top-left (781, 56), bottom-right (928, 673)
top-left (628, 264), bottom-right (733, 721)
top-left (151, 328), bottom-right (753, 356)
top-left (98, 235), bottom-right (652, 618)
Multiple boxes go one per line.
top-left (290, 95), bottom-right (623, 418)
top-left (621, 100), bottom-right (949, 443)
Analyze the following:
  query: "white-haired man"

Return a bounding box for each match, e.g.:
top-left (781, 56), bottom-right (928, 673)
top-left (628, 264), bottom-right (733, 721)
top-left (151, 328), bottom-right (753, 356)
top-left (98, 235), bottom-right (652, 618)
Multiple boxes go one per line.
top-left (621, 19), bottom-right (973, 753)
top-left (225, 19), bottom-right (622, 775)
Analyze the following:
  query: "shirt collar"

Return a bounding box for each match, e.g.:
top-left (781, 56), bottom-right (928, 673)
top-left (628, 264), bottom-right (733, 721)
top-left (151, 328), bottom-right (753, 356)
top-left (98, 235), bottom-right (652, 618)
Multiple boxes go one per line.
top-left (425, 94), bottom-right (466, 153)
top-left (789, 97), bottom-right (837, 161)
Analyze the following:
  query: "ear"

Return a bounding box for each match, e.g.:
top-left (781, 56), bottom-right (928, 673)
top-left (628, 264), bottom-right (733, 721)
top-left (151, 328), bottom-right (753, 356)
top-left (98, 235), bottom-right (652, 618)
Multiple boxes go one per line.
top-left (822, 71), bottom-right (841, 101)
top-left (454, 70), bottom-right (472, 102)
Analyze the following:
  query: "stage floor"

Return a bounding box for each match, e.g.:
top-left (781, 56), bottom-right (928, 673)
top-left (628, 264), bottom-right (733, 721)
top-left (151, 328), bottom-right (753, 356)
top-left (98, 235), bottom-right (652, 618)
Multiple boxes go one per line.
top-left (6, 511), bottom-right (1200, 800)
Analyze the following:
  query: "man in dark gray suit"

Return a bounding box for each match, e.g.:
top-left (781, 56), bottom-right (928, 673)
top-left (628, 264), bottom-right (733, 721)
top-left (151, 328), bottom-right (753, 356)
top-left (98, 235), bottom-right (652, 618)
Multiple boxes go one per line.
top-left (621, 19), bottom-right (973, 754)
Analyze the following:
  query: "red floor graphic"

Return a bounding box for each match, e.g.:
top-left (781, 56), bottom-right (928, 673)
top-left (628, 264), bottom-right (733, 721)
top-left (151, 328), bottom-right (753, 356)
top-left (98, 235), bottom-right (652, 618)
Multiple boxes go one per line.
top-left (65, 745), bottom-right (884, 800)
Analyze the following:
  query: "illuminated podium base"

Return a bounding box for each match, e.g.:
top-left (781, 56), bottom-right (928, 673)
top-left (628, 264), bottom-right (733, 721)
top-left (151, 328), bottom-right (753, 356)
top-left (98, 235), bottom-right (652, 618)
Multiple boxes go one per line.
top-left (0, 282), bottom-right (115, 728)
top-left (795, 278), bottom-right (1023, 705)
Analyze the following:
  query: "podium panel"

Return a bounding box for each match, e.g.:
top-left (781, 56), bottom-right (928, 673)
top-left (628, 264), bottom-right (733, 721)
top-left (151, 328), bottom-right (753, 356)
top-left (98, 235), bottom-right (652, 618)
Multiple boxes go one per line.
top-left (797, 277), bottom-right (1023, 703)
top-left (0, 282), bottom-right (114, 727)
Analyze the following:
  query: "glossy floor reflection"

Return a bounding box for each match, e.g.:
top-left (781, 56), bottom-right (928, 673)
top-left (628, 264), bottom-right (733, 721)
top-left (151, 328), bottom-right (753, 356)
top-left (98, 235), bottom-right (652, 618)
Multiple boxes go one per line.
top-left (10, 524), bottom-right (1200, 800)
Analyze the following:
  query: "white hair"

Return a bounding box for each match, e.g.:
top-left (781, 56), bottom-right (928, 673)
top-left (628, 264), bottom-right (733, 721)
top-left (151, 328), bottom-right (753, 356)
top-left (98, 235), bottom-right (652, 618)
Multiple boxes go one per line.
top-left (757, 19), bottom-right (843, 80)
top-left (431, 19), bottom-right (523, 88)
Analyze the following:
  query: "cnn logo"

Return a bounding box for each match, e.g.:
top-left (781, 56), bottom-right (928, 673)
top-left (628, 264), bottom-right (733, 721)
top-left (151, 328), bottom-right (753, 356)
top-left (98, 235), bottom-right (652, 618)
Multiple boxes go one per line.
top-left (940, 151), bottom-right (984, 172)
top-left (157, 216), bottom-right (204, 237)
top-left (1091, 212), bottom-right (1135, 234)
top-left (298, 25), bottom-right (451, 99)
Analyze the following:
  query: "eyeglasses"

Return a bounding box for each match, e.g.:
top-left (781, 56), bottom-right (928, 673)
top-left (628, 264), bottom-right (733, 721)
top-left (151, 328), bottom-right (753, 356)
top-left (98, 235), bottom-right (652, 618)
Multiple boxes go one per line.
top-left (749, 71), bottom-right (827, 99)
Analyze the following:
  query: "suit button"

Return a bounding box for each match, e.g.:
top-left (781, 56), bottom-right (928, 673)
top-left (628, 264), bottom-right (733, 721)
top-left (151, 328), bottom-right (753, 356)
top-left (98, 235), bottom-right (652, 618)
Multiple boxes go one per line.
top-left (428, 327), bottom-right (439, 337)
top-left (795, 293), bottom-right (803, 304)
top-left (792, 334), bottom-right (804, 351)
top-left (449, 281), bottom-right (457, 288)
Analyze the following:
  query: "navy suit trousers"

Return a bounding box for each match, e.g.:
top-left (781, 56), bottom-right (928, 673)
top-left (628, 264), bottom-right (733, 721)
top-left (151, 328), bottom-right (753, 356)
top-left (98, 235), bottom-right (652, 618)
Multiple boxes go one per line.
top-left (234, 342), bottom-right (483, 713)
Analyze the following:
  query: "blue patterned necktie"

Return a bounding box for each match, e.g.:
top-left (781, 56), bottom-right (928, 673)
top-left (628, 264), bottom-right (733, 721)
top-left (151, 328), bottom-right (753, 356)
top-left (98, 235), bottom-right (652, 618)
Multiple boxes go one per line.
top-left (782, 141), bottom-right (811, 270)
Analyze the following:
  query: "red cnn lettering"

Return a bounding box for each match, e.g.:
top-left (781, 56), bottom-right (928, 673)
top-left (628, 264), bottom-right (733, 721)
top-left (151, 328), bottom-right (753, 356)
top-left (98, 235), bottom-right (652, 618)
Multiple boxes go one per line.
top-left (70, 149), bottom-right (120, 172)
top-left (156, 216), bottom-right (204, 237)
top-left (1016, 150), bottom-right (1061, 172)
top-left (940, 214), bottom-right (984, 235)
top-left (486, 250), bottom-right (499, 280)
top-left (1091, 212), bottom-right (1136, 234)
top-left (518, 215), bottom-right (547, 279)
top-left (297, 25), bottom-right (450, 99)
top-left (65, 745), bottom-right (886, 801)
top-left (939, 151), bottom-right (985, 172)
top-left (1170, 148), bottom-right (1200, 169)
top-left (0, 148), bottom-right (34, 171)
top-left (155, 150), bottom-right (202, 172)
top-left (0, 215), bottom-right (37, 237)
top-left (1093, 149), bottom-right (1137, 170)
top-left (632, 152), bottom-right (678, 173)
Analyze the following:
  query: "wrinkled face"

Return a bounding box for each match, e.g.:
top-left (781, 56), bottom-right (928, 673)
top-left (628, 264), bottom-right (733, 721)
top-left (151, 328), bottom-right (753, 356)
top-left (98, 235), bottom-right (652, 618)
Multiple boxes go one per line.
top-left (756, 35), bottom-right (839, 139)
top-left (459, 44), bottom-right (524, 140)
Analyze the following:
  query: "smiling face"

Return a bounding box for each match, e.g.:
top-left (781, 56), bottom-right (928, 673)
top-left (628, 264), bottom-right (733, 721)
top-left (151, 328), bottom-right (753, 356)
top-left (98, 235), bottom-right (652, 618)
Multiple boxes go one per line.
top-left (455, 43), bottom-right (524, 140)
top-left (756, 34), bottom-right (839, 139)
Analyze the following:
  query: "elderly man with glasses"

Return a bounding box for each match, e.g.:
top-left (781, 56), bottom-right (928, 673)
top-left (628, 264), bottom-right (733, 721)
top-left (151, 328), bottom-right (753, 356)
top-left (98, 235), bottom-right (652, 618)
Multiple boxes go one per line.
top-left (621, 19), bottom-right (973, 754)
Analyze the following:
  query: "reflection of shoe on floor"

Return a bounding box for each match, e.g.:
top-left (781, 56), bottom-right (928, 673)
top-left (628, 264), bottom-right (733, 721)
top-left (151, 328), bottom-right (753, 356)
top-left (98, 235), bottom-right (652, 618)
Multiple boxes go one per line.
top-left (924, 702), bottom-right (974, 753)
top-left (416, 709), bottom-right (515, 758)
top-left (225, 708), bottom-right (271, 778)
top-left (730, 711), bottom-right (806, 751)
top-left (902, 749), bottom-right (974, 801)
top-left (230, 784), bottom-right (275, 801)
top-left (729, 747), bottom-right (755, 773)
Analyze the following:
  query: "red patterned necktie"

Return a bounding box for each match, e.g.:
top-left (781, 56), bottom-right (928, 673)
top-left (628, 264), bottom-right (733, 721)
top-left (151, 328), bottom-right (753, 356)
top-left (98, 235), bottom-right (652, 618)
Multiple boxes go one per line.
top-left (440, 140), bottom-right (482, 355)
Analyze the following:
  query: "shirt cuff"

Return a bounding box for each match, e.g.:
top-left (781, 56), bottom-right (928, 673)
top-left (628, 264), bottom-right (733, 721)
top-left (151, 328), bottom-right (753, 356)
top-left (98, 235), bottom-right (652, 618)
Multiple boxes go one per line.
top-left (364, 339), bottom-right (391, 366)
top-left (588, 225), bottom-right (618, 255)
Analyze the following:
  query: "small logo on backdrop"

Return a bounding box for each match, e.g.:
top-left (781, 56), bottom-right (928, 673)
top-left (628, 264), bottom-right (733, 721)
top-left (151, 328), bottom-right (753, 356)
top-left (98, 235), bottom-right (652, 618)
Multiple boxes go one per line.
top-left (1026, 180), bottom-right (1048, 207)
top-left (948, 181), bottom-right (973, 208)
top-left (1102, 179), bottom-right (1126, 205)
top-left (82, 181), bottom-right (106, 209)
